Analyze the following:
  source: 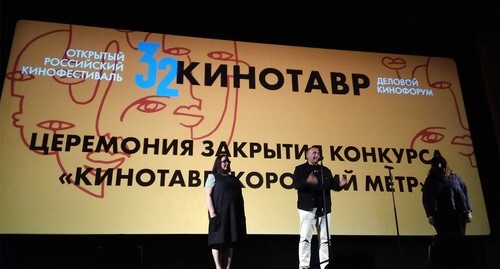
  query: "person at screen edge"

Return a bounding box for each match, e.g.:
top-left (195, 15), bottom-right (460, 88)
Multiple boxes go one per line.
top-left (422, 152), bottom-right (473, 269)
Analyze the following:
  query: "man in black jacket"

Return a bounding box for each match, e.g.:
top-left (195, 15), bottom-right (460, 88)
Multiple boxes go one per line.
top-left (293, 146), bottom-right (347, 269)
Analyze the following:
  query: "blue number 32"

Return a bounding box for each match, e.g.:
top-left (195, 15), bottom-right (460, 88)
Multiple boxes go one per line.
top-left (135, 41), bottom-right (179, 97)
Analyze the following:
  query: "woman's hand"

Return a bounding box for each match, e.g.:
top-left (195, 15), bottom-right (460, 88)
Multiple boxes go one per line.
top-left (466, 211), bottom-right (473, 223)
top-left (428, 216), bottom-right (435, 225)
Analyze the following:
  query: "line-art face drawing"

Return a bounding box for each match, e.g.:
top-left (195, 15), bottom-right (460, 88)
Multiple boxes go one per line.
top-left (381, 56), bottom-right (475, 167)
top-left (5, 23), bottom-right (246, 198)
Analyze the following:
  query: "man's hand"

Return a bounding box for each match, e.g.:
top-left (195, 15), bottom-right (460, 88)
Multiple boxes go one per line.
top-left (306, 172), bottom-right (318, 185)
top-left (339, 175), bottom-right (347, 188)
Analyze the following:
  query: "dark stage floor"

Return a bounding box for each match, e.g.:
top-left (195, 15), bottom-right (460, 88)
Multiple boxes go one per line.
top-left (1, 234), bottom-right (497, 269)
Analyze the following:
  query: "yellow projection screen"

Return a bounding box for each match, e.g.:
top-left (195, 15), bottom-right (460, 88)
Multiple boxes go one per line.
top-left (0, 20), bottom-right (490, 235)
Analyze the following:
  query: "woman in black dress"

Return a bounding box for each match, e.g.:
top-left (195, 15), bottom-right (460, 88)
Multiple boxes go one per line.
top-left (204, 155), bottom-right (247, 269)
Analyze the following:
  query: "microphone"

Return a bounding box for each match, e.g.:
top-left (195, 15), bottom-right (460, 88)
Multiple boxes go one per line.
top-left (384, 165), bottom-right (394, 169)
top-left (318, 156), bottom-right (324, 161)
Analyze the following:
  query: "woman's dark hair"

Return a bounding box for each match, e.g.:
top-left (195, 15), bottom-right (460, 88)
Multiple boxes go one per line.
top-left (212, 154), bottom-right (231, 173)
top-left (431, 154), bottom-right (447, 170)
top-left (429, 153), bottom-right (449, 177)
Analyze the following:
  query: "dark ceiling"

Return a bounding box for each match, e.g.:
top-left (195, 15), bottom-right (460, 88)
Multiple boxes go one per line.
top-left (1, 0), bottom-right (498, 52)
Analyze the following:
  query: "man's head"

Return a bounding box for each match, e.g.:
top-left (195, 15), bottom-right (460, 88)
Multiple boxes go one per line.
top-left (306, 146), bottom-right (322, 165)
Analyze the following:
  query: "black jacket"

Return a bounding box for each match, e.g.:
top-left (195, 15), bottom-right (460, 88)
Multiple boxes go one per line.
top-left (422, 172), bottom-right (472, 218)
top-left (292, 162), bottom-right (343, 214)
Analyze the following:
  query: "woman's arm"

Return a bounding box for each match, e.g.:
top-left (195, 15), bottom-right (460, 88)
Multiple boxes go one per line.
top-left (205, 187), bottom-right (216, 218)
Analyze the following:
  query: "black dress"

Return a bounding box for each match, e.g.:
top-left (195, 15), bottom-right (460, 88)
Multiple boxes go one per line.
top-left (208, 173), bottom-right (247, 248)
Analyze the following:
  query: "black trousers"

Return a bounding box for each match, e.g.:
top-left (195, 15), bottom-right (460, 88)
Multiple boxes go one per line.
top-left (429, 211), bottom-right (468, 269)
